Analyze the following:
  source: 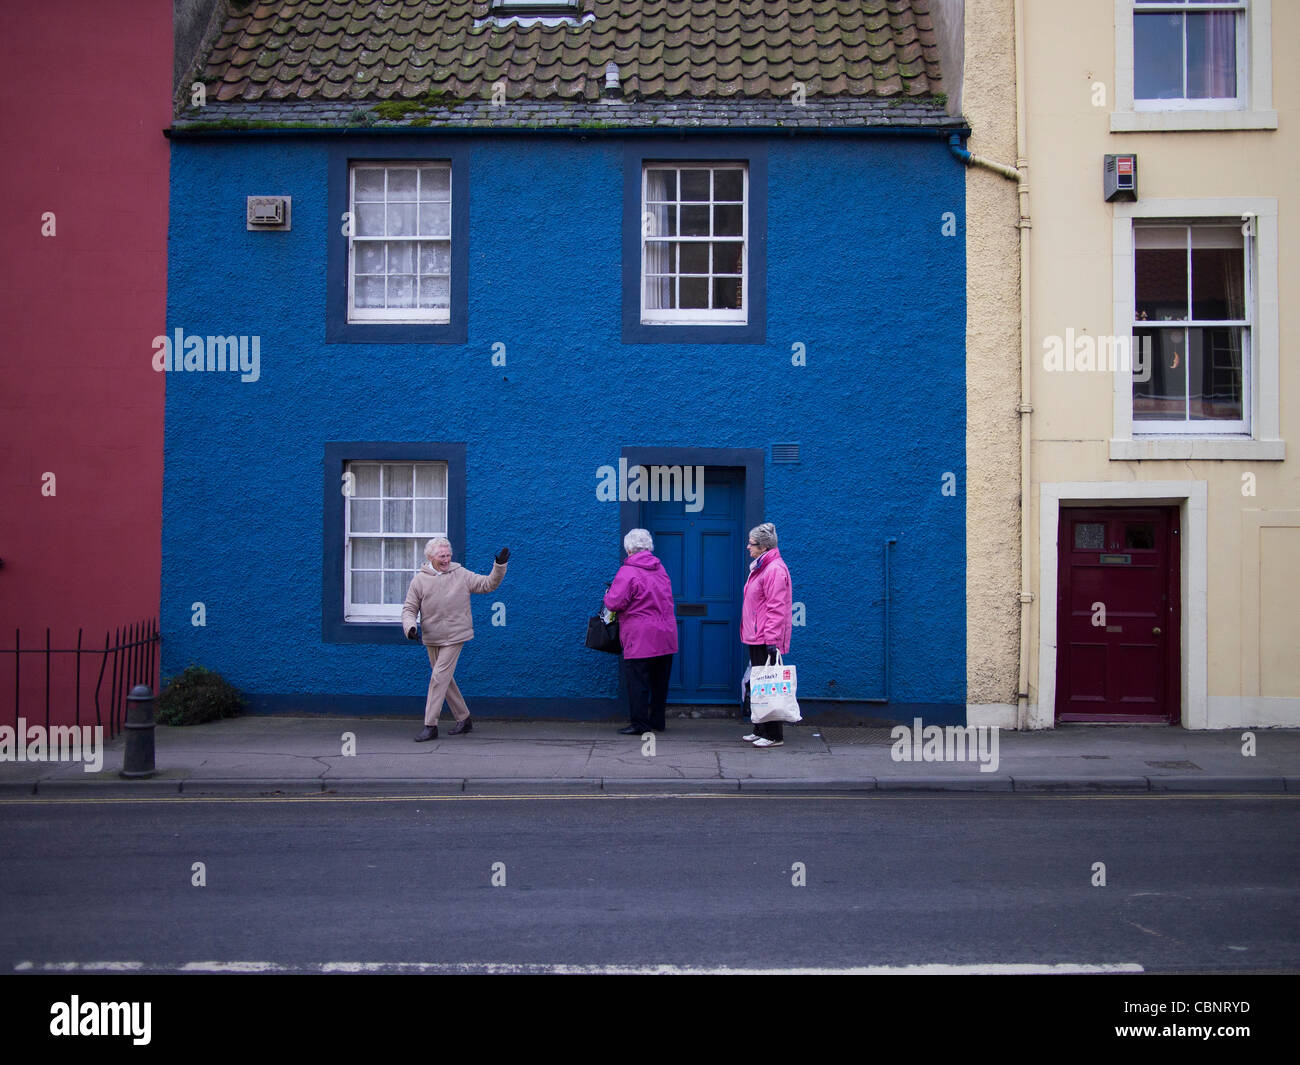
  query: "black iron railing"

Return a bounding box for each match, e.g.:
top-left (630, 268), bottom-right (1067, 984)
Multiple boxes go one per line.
top-left (2, 620), bottom-right (160, 740)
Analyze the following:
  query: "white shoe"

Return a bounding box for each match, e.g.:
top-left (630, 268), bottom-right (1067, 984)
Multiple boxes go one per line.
top-left (752, 738), bottom-right (784, 748)
top-left (742, 733), bottom-right (760, 742)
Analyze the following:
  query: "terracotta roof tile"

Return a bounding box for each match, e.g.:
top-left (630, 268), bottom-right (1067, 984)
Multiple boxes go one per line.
top-left (192, 0), bottom-right (942, 107)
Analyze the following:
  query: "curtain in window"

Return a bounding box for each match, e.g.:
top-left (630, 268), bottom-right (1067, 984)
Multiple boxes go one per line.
top-left (1222, 238), bottom-right (1244, 319)
top-left (1211, 231), bottom-right (1245, 419)
top-left (644, 170), bottom-right (673, 311)
top-left (1191, 10), bottom-right (1237, 98)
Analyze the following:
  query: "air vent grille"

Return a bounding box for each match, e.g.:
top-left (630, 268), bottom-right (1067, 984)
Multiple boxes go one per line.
top-left (246, 196), bottom-right (291, 230)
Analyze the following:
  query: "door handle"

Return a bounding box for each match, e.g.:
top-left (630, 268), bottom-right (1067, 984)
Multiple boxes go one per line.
top-left (1152, 627), bottom-right (1162, 636)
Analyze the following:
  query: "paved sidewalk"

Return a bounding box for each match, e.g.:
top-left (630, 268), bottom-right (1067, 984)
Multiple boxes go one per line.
top-left (1, 714), bottom-right (1297, 796)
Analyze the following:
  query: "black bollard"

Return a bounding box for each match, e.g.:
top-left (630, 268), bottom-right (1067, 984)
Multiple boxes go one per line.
top-left (120, 684), bottom-right (157, 778)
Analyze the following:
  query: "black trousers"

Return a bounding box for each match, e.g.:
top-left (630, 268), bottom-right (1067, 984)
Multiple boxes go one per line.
top-left (622, 653), bottom-right (673, 732)
top-left (745, 643), bottom-right (784, 742)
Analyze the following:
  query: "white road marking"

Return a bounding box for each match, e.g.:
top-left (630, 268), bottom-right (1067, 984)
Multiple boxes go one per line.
top-left (17, 960), bottom-right (1145, 975)
top-left (15, 960), bottom-right (144, 971)
top-left (179, 961), bottom-right (285, 973)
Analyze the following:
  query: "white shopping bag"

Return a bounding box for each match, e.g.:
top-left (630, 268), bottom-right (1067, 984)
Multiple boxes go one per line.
top-left (749, 653), bottom-right (800, 723)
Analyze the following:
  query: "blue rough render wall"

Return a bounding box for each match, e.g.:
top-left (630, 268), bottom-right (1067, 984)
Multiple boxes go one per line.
top-left (163, 132), bottom-right (966, 718)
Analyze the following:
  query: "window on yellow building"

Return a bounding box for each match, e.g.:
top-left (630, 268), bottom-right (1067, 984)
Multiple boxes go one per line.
top-left (1132, 222), bottom-right (1248, 433)
top-left (1111, 0), bottom-right (1276, 131)
top-left (1134, 1), bottom-right (1243, 108)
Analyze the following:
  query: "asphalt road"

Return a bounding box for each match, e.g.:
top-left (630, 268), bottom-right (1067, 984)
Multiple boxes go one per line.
top-left (2, 794), bottom-right (1297, 973)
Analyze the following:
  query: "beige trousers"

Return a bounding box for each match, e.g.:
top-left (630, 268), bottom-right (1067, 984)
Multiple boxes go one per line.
top-left (424, 643), bottom-right (470, 726)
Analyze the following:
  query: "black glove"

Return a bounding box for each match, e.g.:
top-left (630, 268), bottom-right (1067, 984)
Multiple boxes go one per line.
top-left (407, 627), bottom-right (419, 640)
top-left (765, 644), bottom-right (779, 660)
top-left (495, 547), bottom-right (510, 565)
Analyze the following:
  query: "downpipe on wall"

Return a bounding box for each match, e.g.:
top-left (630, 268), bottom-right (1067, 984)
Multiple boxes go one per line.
top-left (947, 132), bottom-right (1021, 182)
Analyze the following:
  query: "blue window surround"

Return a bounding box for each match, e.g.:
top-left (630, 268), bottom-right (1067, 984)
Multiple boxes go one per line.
top-left (616, 446), bottom-right (766, 560)
top-left (322, 441), bottom-right (467, 644)
top-left (621, 140), bottom-right (768, 345)
top-left (326, 141), bottom-right (470, 344)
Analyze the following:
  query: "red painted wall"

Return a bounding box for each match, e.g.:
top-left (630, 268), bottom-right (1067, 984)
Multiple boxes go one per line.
top-left (0, 1), bottom-right (171, 726)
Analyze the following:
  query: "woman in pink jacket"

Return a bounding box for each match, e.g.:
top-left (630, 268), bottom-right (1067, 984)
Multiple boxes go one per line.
top-left (741, 522), bottom-right (793, 748)
top-left (604, 528), bottom-right (678, 735)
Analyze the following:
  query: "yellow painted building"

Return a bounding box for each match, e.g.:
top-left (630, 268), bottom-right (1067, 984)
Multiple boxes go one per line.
top-left (952, 0), bottom-right (1297, 729)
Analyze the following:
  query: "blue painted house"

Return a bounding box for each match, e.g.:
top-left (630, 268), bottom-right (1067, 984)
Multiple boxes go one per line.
top-left (164, 0), bottom-right (968, 723)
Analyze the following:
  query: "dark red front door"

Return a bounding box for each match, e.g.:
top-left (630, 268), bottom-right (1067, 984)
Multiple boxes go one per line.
top-left (1056, 507), bottom-right (1180, 723)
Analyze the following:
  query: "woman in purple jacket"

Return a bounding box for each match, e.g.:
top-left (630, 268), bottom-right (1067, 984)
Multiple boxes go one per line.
top-left (604, 528), bottom-right (678, 735)
top-left (741, 522), bottom-right (793, 748)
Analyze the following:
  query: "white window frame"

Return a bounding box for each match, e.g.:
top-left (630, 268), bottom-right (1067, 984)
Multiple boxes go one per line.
top-left (347, 162), bottom-right (452, 324)
top-left (1112, 0), bottom-right (1276, 131)
top-left (1111, 197), bottom-right (1282, 460)
top-left (1130, 220), bottom-right (1251, 435)
top-left (1132, 0), bottom-right (1247, 113)
top-left (640, 163), bottom-right (748, 326)
top-left (343, 460), bottom-right (449, 621)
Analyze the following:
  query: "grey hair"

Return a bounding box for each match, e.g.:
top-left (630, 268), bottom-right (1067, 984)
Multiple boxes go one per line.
top-left (423, 537), bottom-right (452, 559)
top-left (623, 528), bottom-right (654, 554)
top-left (749, 523), bottom-right (778, 550)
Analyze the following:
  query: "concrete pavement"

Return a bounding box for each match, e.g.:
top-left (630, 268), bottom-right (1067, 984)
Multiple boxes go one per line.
top-left (2, 712), bottom-right (1298, 796)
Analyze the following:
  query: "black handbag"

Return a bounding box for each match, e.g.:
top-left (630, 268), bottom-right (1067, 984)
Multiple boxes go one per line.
top-left (585, 611), bottom-right (622, 654)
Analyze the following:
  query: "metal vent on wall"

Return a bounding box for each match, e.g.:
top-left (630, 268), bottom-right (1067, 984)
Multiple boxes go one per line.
top-left (246, 196), bottom-right (291, 230)
top-left (492, 0), bottom-right (578, 9)
top-left (772, 442), bottom-right (800, 464)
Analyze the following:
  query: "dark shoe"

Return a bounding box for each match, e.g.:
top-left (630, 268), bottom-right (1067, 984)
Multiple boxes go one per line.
top-left (617, 725), bottom-right (642, 735)
top-left (449, 717), bottom-right (472, 736)
top-left (414, 725), bottom-right (438, 742)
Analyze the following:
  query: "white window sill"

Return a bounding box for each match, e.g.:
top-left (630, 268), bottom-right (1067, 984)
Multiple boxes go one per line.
top-left (639, 318), bottom-right (748, 327)
top-left (347, 317), bottom-right (452, 326)
top-left (1110, 110), bottom-right (1278, 132)
top-left (1110, 437), bottom-right (1285, 461)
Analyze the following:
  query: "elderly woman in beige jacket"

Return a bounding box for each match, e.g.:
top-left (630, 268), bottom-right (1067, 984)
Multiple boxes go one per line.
top-left (401, 537), bottom-right (508, 741)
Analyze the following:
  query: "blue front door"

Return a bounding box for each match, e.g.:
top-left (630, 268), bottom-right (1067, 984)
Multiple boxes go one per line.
top-left (643, 468), bottom-right (746, 703)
